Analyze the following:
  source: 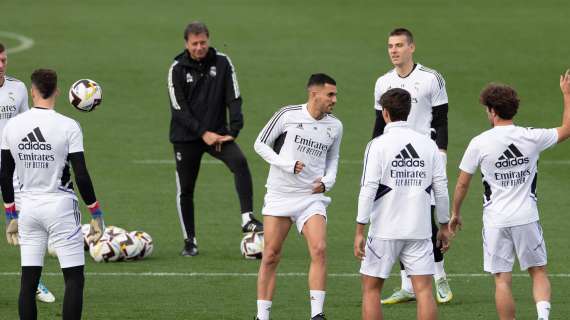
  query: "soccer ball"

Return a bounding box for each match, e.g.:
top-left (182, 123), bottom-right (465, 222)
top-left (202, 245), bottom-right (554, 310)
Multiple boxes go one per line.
top-left (129, 231), bottom-right (154, 259)
top-left (47, 243), bottom-right (57, 257)
top-left (240, 232), bottom-right (264, 260)
top-left (111, 232), bottom-right (143, 261)
top-left (89, 239), bottom-right (121, 263)
top-left (68, 79), bottom-right (102, 112)
top-left (102, 225), bottom-right (127, 241)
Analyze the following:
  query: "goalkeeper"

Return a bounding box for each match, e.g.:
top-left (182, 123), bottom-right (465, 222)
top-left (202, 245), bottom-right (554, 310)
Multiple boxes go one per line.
top-left (0, 68), bottom-right (105, 320)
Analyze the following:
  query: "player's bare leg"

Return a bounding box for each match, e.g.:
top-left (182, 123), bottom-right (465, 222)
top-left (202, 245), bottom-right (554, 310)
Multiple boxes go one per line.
top-left (257, 216), bottom-right (292, 300)
top-left (410, 275), bottom-right (437, 320)
top-left (494, 272), bottom-right (515, 320)
top-left (528, 266), bottom-right (551, 319)
top-left (361, 274), bottom-right (384, 320)
top-left (303, 214), bottom-right (327, 318)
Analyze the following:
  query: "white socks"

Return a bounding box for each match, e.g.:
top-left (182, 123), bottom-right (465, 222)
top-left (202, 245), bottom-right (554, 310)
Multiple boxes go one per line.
top-left (401, 270), bottom-right (414, 293)
top-left (536, 301), bottom-right (551, 319)
top-left (256, 300), bottom-right (272, 320)
top-left (310, 290), bottom-right (326, 317)
top-left (434, 260), bottom-right (446, 281)
top-left (241, 212), bottom-right (253, 227)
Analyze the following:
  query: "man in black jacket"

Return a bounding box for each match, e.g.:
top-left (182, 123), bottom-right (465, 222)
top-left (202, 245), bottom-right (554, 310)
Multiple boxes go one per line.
top-left (167, 21), bottom-right (262, 257)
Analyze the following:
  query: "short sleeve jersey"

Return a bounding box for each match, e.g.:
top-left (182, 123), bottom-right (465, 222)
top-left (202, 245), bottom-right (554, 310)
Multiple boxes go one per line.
top-left (459, 125), bottom-right (558, 228)
top-left (373, 63), bottom-right (448, 136)
top-left (1, 108), bottom-right (84, 199)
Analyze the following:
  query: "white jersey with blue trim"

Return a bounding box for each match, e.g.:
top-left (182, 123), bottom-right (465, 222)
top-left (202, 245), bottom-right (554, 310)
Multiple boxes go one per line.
top-left (373, 63), bottom-right (448, 136)
top-left (254, 104), bottom-right (343, 195)
top-left (459, 125), bottom-right (558, 228)
top-left (1, 108), bottom-right (84, 199)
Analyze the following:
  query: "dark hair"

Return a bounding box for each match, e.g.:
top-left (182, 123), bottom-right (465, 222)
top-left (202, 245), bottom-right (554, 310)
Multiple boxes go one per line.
top-left (184, 21), bottom-right (209, 40)
top-left (31, 69), bottom-right (58, 99)
top-left (479, 83), bottom-right (519, 120)
top-left (389, 28), bottom-right (414, 44)
top-left (0, 43), bottom-right (5, 53)
top-left (306, 73), bottom-right (336, 88)
top-left (380, 88), bottom-right (411, 121)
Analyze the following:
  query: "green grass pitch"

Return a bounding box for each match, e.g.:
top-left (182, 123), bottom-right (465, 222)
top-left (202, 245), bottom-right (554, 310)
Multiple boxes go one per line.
top-left (1, 0), bottom-right (569, 319)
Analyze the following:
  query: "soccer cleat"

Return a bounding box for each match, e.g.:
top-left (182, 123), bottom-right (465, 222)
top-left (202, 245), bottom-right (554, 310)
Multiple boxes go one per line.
top-left (181, 238), bottom-right (199, 256)
top-left (435, 277), bottom-right (453, 303)
top-left (242, 215), bottom-right (264, 233)
top-left (36, 281), bottom-right (55, 303)
top-left (381, 289), bottom-right (416, 304)
top-left (311, 313), bottom-right (327, 320)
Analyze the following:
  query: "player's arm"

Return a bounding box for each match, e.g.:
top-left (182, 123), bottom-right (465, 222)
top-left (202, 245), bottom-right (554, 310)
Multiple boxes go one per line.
top-left (432, 146), bottom-right (451, 251)
top-left (0, 149), bottom-right (18, 245)
top-left (254, 109), bottom-right (299, 173)
top-left (19, 83), bottom-right (30, 113)
top-left (556, 69), bottom-right (570, 143)
top-left (431, 103), bottom-right (448, 151)
top-left (371, 79), bottom-right (386, 138)
top-left (224, 57), bottom-right (243, 138)
top-left (449, 170), bottom-right (472, 235)
top-left (319, 123), bottom-right (343, 192)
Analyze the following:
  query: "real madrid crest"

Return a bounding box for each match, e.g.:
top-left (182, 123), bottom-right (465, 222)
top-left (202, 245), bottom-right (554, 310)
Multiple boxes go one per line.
top-left (209, 66), bottom-right (217, 77)
top-left (186, 73), bottom-right (193, 83)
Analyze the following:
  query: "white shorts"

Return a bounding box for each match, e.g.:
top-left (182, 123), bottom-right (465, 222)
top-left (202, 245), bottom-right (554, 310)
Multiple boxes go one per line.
top-left (360, 237), bottom-right (434, 279)
top-left (18, 195), bottom-right (84, 268)
top-left (483, 221), bottom-right (547, 274)
top-left (262, 192), bottom-right (331, 233)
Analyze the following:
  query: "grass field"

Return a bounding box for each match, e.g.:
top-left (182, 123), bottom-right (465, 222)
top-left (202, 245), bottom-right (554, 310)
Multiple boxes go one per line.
top-left (1, 0), bottom-right (570, 319)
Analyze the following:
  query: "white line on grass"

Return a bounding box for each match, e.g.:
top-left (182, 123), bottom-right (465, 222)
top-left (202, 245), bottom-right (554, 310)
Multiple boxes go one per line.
top-left (2, 272), bottom-right (570, 278)
top-left (0, 31), bottom-right (34, 54)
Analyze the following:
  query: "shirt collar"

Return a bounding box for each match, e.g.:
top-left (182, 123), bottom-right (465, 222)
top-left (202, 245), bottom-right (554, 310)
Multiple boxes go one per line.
top-left (383, 121), bottom-right (408, 133)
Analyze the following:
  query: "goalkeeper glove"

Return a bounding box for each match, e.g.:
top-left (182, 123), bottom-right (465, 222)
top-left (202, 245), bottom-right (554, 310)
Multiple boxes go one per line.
top-left (87, 202), bottom-right (105, 244)
top-left (5, 203), bottom-right (18, 245)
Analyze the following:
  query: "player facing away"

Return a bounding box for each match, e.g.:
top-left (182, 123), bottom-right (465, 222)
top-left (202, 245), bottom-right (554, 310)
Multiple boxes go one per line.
top-left (372, 28), bottom-right (452, 304)
top-left (355, 88), bottom-right (451, 320)
top-left (449, 71), bottom-right (570, 320)
top-left (0, 43), bottom-right (55, 304)
top-left (0, 69), bottom-right (106, 320)
top-left (253, 74), bottom-right (343, 320)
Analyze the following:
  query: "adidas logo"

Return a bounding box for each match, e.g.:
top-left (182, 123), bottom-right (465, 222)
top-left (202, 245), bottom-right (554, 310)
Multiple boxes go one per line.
top-left (296, 123), bottom-right (304, 130)
top-left (391, 143), bottom-right (425, 167)
top-left (17, 127), bottom-right (52, 151)
top-left (495, 144), bottom-right (529, 168)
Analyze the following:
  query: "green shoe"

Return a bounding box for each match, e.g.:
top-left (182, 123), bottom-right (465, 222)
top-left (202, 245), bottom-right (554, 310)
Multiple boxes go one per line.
top-left (381, 289), bottom-right (416, 304)
top-left (435, 277), bottom-right (453, 303)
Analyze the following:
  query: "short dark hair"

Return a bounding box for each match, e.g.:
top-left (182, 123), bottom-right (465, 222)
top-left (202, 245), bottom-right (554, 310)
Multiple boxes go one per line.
top-left (184, 21), bottom-right (209, 40)
top-left (479, 83), bottom-right (519, 120)
top-left (0, 43), bottom-right (5, 53)
top-left (306, 73), bottom-right (336, 88)
top-left (380, 88), bottom-right (411, 121)
top-left (389, 28), bottom-right (414, 44)
top-left (31, 69), bottom-right (58, 99)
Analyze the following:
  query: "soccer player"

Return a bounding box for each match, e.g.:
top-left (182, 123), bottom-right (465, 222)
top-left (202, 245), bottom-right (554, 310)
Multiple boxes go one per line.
top-left (254, 74), bottom-right (342, 320)
top-left (0, 43), bottom-right (55, 304)
top-left (167, 21), bottom-right (262, 256)
top-left (355, 88), bottom-right (450, 320)
top-left (449, 71), bottom-right (570, 320)
top-left (0, 68), bottom-right (106, 320)
top-left (372, 28), bottom-right (452, 304)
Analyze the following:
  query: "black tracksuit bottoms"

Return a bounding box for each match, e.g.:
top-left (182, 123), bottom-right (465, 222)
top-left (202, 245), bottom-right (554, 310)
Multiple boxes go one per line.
top-left (173, 140), bottom-right (253, 240)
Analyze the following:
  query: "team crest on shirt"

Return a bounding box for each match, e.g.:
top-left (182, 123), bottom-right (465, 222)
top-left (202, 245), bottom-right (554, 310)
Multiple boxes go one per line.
top-left (7, 92), bottom-right (15, 102)
top-left (296, 123), bottom-right (304, 130)
top-left (209, 66), bottom-right (217, 77)
top-left (176, 152), bottom-right (182, 161)
top-left (186, 73), bottom-right (193, 83)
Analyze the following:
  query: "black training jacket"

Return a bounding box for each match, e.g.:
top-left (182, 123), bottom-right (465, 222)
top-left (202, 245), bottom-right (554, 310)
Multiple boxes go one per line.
top-left (167, 47), bottom-right (243, 143)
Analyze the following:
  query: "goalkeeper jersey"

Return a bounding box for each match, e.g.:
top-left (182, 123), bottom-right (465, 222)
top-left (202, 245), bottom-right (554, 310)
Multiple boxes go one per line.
top-left (1, 107), bottom-right (84, 199)
top-left (254, 104), bottom-right (343, 195)
top-left (459, 125), bottom-right (558, 228)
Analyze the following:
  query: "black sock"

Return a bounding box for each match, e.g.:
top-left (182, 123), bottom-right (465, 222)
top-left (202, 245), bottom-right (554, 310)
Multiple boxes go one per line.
top-left (19, 266), bottom-right (42, 320)
top-left (62, 265), bottom-right (84, 320)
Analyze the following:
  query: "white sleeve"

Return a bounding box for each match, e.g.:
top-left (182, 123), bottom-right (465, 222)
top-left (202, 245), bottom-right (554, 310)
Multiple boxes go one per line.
top-left (432, 147), bottom-right (450, 224)
top-left (458, 138), bottom-right (480, 174)
top-left (18, 83), bottom-right (29, 113)
top-left (373, 78), bottom-right (383, 111)
top-left (530, 128), bottom-right (558, 152)
top-left (356, 140), bottom-right (381, 224)
top-left (254, 109), bottom-right (296, 173)
top-left (430, 73), bottom-right (449, 107)
top-left (321, 122), bottom-right (343, 191)
top-left (68, 121), bottom-right (84, 153)
top-left (1, 122), bottom-right (10, 150)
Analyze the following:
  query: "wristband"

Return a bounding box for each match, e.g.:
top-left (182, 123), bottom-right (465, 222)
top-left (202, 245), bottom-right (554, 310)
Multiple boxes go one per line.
top-left (88, 201), bottom-right (103, 218)
top-left (5, 203), bottom-right (17, 220)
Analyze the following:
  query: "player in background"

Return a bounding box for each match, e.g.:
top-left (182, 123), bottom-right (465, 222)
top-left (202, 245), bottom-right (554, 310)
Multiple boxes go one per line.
top-left (449, 71), bottom-right (570, 320)
top-left (372, 28), bottom-right (452, 304)
top-left (254, 74), bottom-right (343, 320)
top-left (0, 43), bottom-right (55, 304)
top-left (355, 88), bottom-right (450, 320)
top-left (0, 69), bottom-right (106, 320)
top-left (167, 21), bottom-right (262, 256)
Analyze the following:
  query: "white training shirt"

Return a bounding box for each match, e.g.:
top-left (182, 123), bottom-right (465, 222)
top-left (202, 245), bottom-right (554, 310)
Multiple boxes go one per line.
top-left (254, 104), bottom-right (343, 195)
top-left (373, 63), bottom-right (448, 136)
top-left (1, 107), bottom-right (84, 199)
top-left (357, 122), bottom-right (449, 239)
top-left (459, 125), bottom-right (558, 228)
